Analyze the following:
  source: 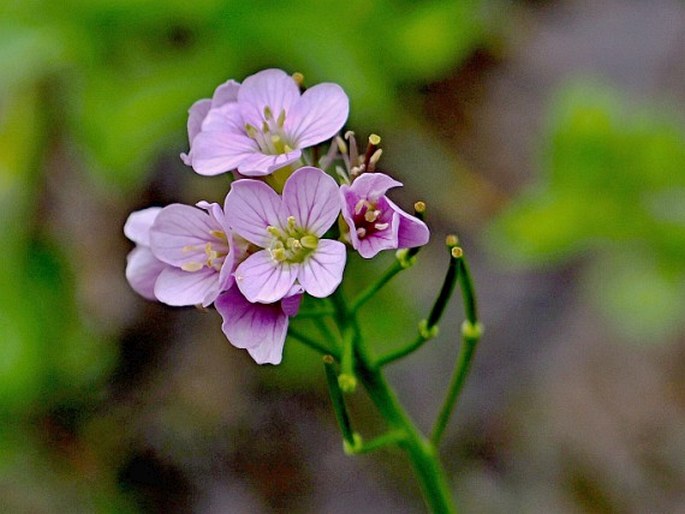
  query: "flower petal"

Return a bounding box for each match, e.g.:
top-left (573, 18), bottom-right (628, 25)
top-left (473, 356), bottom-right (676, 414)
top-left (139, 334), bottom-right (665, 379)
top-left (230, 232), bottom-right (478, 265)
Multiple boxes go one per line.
top-left (282, 166), bottom-right (341, 236)
top-left (125, 247), bottom-right (167, 300)
top-left (350, 172), bottom-right (402, 200)
top-left (149, 204), bottom-right (225, 267)
top-left (236, 148), bottom-right (302, 177)
top-left (224, 179), bottom-right (284, 247)
top-left (211, 79), bottom-right (240, 108)
top-left (234, 250), bottom-right (297, 304)
top-left (124, 207), bottom-right (162, 246)
top-left (200, 102), bottom-right (244, 134)
top-left (281, 292), bottom-right (302, 317)
top-left (298, 240), bottom-right (346, 298)
top-left (187, 99), bottom-right (211, 143)
top-left (286, 83), bottom-right (349, 148)
top-left (387, 198), bottom-right (431, 249)
top-left (190, 130), bottom-right (258, 176)
top-left (238, 69), bottom-right (301, 129)
top-left (354, 212), bottom-right (400, 259)
top-left (215, 288), bottom-right (289, 365)
top-left (154, 266), bottom-right (220, 307)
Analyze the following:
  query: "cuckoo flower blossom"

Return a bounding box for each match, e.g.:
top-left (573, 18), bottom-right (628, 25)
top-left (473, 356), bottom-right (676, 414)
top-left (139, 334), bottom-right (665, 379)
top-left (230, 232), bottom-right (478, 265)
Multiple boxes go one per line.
top-left (185, 69), bottom-right (349, 177)
top-left (124, 207), bottom-right (168, 301)
top-left (215, 287), bottom-right (302, 365)
top-left (147, 201), bottom-right (235, 307)
top-left (340, 173), bottom-right (430, 259)
top-left (225, 166), bottom-right (346, 303)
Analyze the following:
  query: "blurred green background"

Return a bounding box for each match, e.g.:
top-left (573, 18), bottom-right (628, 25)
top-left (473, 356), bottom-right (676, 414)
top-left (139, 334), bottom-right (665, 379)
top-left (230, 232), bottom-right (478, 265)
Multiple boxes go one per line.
top-left (1, 0), bottom-right (684, 512)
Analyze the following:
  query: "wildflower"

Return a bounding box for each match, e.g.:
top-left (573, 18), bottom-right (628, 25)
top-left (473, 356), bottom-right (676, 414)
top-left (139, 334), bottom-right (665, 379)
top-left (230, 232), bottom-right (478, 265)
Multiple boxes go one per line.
top-left (215, 287), bottom-right (302, 365)
top-left (186, 69), bottom-right (349, 177)
top-left (340, 172), bottom-right (430, 258)
top-left (147, 201), bottom-right (235, 307)
top-left (181, 80), bottom-right (240, 168)
top-left (225, 166), bottom-right (346, 303)
top-left (124, 207), bottom-right (168, 300)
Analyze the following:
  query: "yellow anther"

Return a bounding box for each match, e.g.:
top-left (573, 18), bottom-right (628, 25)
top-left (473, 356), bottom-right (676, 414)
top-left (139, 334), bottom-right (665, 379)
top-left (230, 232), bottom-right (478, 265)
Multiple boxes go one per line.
top-left (283, 144), bottom-right (293, 153)
top-left (374, 222), bottom-right (389, 231)
top-left (364, 209), bottom-right (380, 223)
top-left (262, 121), bottom-right (270, 133)
top-left (414, 201), bottom-right (426, 214)
top-left (300, 235), bottom-right (318, 249)
top-left (368, 133), bottom-right (381, 145)
top-left (245, 123), bottom-right (258, 138)
top-left (287, 216), bottom-right (297, 230)
top-left (271, 134), bottom-right (282, 144)
top-left (336, 136), bottom-right (348, 155)
top-left (263, 105), bottom-right (273, 120)
top-left (451, 246), bottom-right (463, 258)
top-left (354, 199), bottom-right (366, 215)
top-left (445, 234), bottom-right (459, 247)
top-left (292, 72), bottom-right (304, 85)
top-left (209, 230), bottom-right (227, 241)
top-left (271, 247), bottom-right (287, 262)
top-left (181, 262), bottom-right (203, 272)
top-left (267, 225), bottom-right (282, 238)
top-left (356, 227), bottom-right (366, 238)
top-left (369, 148), bottom-right (383, 164)
top-left (277, 109), bottom-right (286, 127)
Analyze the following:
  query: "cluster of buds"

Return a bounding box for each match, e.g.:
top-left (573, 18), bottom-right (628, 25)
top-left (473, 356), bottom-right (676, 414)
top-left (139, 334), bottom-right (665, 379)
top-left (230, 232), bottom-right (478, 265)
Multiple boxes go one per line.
top-left (124, 69), bottom-right (429, 364)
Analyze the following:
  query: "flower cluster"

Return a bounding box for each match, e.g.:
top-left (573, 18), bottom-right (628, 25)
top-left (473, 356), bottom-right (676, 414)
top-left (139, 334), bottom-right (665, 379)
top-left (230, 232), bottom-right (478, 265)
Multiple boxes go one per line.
top-left (125, 69), bottom-right (429, 364)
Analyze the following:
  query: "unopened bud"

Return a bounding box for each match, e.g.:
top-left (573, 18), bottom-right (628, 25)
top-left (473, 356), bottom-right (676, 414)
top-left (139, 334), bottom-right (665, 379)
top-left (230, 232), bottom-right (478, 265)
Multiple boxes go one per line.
top-left (451, 246), bottom-right (463, 258)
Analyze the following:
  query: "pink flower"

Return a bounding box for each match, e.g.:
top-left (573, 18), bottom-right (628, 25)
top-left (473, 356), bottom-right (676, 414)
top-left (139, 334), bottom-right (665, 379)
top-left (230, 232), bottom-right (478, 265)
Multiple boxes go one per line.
top-left (124, 201), bottom-right (237, 307)
top-left (225, 166), bottom-right (346, 303)
top-left (340, 173), bottom-right (430, 258)
top-left (124, 207), bottom-right (168, 300)
top-left (215, 287), bottom-right (302, 365)
top-left (184, 69), bottom-right (349, 177)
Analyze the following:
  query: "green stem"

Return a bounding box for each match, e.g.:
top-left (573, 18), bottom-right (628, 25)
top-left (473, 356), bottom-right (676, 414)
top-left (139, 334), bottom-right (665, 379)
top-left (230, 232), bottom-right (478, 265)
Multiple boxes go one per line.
top-left (347, 429), bottom-right (407, 454)
top-left (430, 255), bottom-right (483, 446)
top-left (354, 341), bottom-right (457, 513)
top-left (288, 326), bottom-right (339, 359)
top-left (296, 308), bottom-right (335, 318)
top-left (377, 241), bottom-right (461, 366)
top-left (350, 259), bottom-right (404, 313)
top-left (323, 355), bottom-right (356, 447)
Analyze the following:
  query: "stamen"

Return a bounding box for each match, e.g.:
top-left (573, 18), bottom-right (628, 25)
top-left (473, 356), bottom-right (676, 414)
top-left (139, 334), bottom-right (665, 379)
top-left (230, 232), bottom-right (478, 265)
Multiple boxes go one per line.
top-left (369, 148), bottom-right (383, 165)
top-left (287, 216), bottom-right (297, 231)
top-left (364, 209), bottom-right (380, 223)
top-left (336, 136), bottom-right (347, 155)
top-left (262, 121), bottom-right (270, 133)
top-left (245, 124), bottom-right (258, 138)
top-left (354, 199), bottom-right (366, 215)
top-left (181, 262), bottom-right (203, 272)
top-left (283, 144), bottom-right (293, 153)
top-left (374, 222), bottom-right (389, 231)
top-left (356, 227), bottom-right (366, 238)
top-left (277, 109), bottom-right (286, 127)
top-left (300, 235), bottom-right (318, 249)
top-left (368, 133), bottom-right (381, 146)
top-left (263, 106), bottom-right (273, 120)
top-left (209, 230), bottom-right (227, 241)
top-left (267, 225), bottom-right (282, 238)
top-left (271, 247), bottom-right (286, 262)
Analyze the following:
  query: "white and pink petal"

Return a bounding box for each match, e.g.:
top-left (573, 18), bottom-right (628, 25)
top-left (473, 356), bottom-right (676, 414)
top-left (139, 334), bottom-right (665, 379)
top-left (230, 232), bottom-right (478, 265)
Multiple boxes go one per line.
top-left (224, 179), bottom-right (285, 247)
top-left (285, 83), bottom-right (349, 148)
top-left (282, 166), bottom-right (341, 236)
top-left (234, 250), bottom-right (298, 304)
top-left (297, 240), bottom-right (346, 298)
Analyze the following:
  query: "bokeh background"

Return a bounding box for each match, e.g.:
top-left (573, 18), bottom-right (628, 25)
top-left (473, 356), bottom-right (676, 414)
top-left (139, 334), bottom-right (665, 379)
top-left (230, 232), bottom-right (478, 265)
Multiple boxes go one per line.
top-left (1, 0), bottom-right (684, 512)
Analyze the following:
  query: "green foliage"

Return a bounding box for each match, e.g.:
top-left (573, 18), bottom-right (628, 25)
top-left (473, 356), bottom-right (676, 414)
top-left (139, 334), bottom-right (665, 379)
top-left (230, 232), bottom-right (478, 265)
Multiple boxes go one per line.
top-left (490, 84), bottom-right (685, 342)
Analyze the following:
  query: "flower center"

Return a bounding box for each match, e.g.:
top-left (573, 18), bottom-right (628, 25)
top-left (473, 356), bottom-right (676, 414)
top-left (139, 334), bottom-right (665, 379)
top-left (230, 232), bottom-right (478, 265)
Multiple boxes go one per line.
top-left (352, 199), bottom-right (390, 239)
top-left (267, 216), bottom-right (318, 264)
top-left (180, 230), bottom-right (229, 272)
top-left (244, 106), bottom-right (295, 155)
